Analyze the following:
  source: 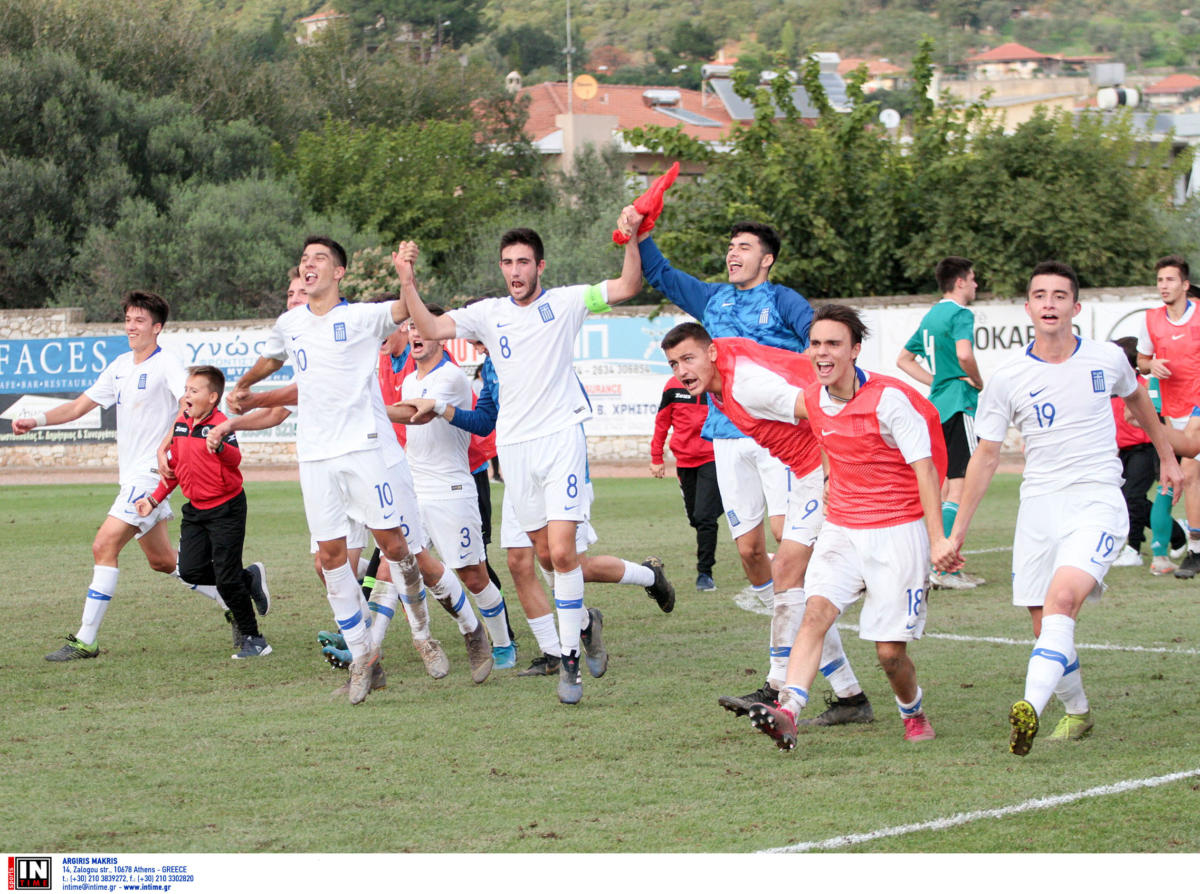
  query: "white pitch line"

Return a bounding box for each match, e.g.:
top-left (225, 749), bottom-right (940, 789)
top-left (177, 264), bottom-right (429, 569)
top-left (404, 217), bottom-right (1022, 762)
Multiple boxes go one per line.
top-left (760, 767), bottom-right (1200, 853)
top-left (962, 545), bottom-right (1013, 555)
top-left (835, 624), bottom-right (1200, 656)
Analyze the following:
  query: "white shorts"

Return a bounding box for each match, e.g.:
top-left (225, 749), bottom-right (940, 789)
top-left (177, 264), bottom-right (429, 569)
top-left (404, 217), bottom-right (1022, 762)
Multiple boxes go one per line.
top-left (109, 476), bottom-right (174, 539)
top-left (713, 437), bottom-right (790, 541)
top-left (300, 448), bottom-right (425, 545)
top-left (1012, 487), bottom-right (1128, 607)
top-left (420, 495), bottom-right (486, 569)
top-left (500, 484), bottom-right (597, 551)
top-left (781, 467), bottom-right (824, 547)
top-left (310, 520), bottom-right (368, 555)
top-left (805, 519), bottom-right (930, 642)
top-left (498, 425), bottom-right (589, 532)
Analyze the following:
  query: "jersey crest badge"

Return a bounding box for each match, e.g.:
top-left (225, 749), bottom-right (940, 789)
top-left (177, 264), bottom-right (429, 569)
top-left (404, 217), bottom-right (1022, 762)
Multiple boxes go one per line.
top-left (137, 373), bottom-right (147, 389)
top-left (333, 322), bottom-right (347, 342)
top-left (727, 509), bottom-right (740, 526)
top-left (1091, 370), bottom-right (1105, 393)
top-left (538, 303), bottom-right (555, 323)
top-left (758, 307), bottom-right (770, 325)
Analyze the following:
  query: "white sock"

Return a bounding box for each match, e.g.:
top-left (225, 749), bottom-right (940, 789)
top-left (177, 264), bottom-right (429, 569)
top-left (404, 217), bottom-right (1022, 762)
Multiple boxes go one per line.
top-left (1024, 614), bottom-right (1076, 716)
top-left (368, 582), bottom-right (399, 648)
top-left (554, 566), bottom-right (586, 655)
top-left (896, 686), bottom-right (925, 718)
top-left (77, 564), bottom-right (119, 644)
top-left (769, 588), bottom-right (806, 687)
top-left (752, 579), bottom-right (774, 607)
top-left (325, 562), bottom-right (371, 659)
top-left (1189, 528), bottom-right (1200, 554)
top-left (1054, 660), bottom-right (1090, 715)
top-left (389, 554), bottom-right (430, 639)
top-left (429, 566), bottom-right (478, 635)
top-left (620, 560), bottom-right (654, 587)
top-left (472, 582), bottom-right (511, 648)
top-left (819, 625), bottom-right (863, 698)
top-left (527, 613), bottom-right (562, 657)
top-left (780, 684), bottom-right (809, 716)
top-left (171, 566), bottom-right (227, 609)
top-left (538, 562), bottom-right (555, 591)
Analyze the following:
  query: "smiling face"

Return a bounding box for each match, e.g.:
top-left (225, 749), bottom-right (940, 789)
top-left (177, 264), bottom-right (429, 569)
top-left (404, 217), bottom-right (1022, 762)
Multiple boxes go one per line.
top-left (807, 319), bottom-right (861, 394)
top-left (183, 375), bottom-right (220, 420)
top-left (1026, 273), bottom-right (1081, 337)
top-left (499, 242), bottom-right (545, 305)
top-left (298, 242), bottom-right (345, 301)
top-left (665, 337), bottom-right (720, 397)
top-left (726, 231), bottom-right (773, 289)
top-left (124, 306), bottom-right (162, 354)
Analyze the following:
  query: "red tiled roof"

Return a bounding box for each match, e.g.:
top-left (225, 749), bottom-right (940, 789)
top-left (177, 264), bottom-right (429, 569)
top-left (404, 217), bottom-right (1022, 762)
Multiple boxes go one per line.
top-left (837, 58), bottom-right (905, 77)
top-left (966, 42), bottom-right (1048, 63)
top-left (519, 82), bottom-right (737, 144)
top-left (1144, 73), bottom-right (1200, 95)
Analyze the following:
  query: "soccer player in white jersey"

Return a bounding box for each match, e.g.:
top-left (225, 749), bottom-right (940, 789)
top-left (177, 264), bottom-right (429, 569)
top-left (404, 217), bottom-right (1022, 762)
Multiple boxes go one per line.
top-left (393, 215), bottom-right (645, 704)
top-left (394, 307), bottom-right (515, 667)
top-left (941, 261), bottom-right (1182, 755)
top-left (230, 236), bottom-right (434, 704)
top-left (15, 291), bottom-right (267, 660)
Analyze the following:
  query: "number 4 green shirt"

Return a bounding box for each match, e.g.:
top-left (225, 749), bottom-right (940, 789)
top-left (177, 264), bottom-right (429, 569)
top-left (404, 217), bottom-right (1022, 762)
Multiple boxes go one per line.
top-left (903, 298), bottom-right (978, 422)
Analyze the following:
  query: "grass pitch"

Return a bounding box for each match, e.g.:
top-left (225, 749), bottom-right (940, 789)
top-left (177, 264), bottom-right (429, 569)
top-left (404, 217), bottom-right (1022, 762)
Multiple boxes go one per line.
top-left (2, 476), bottom-right (1198, 853)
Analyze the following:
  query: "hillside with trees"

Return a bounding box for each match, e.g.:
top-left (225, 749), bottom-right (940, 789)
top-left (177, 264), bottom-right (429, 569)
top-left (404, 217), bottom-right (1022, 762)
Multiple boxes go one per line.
top-left (1, 0), bottom-right (1198, 319)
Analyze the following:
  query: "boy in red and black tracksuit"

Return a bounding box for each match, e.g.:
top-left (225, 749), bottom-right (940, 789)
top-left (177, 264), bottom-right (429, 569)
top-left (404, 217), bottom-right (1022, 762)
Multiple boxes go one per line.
top-left (651, 374), bottom-right (723, 590)
top-left (137, 365), bottom-right (270, 658)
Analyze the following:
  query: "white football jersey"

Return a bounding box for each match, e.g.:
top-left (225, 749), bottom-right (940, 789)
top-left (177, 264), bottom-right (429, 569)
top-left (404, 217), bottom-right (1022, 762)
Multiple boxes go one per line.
top-left (400, 358), bottom-right (474, 499)
top-left (974, 337), bottom-right (1136, 498)
top-left (262, 300), bottom-right (396, 462)
top-left (449, 284), bottom-right (599, 446)
top-left (85, 347), bottom-right (186, 484)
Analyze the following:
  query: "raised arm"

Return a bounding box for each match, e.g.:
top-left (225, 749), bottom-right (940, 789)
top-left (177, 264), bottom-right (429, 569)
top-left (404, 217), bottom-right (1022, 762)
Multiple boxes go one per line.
top-left (229, 356), bottom-right (284, 413)
top-left (392, 241), bottom-right (457, 341)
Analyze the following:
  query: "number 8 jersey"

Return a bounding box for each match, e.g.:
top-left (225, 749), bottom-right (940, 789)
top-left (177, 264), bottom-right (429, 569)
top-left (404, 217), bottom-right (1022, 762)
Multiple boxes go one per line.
top-left (973, 337), bottom-right (1137, 499)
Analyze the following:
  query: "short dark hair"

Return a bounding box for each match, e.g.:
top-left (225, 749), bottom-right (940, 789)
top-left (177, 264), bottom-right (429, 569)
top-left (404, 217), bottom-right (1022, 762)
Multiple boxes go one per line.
top-left (122, 290), bottom-right (169, 327)
top-left (369, 291), bottom-right (400, 304)
top-left (1028, 260), bottom-right (1079, 301)
top-left (302, 235), bottom-right (348, 269)
top-left (730, 221), bottom-right (781, 265)
top-left (187, 365), bottom-right (225, 399)
top-left (812, 303), bottom-right (868, 345)
top-left (1156, 255), bottom-right (1190, 281)
top-left (499, 228), bottom-right (544, 265)
top-left (425, 303), bottom-right (446, 317)
top-left (287, 266), bottom-right (300, 281)
top-left (661, 322), bottom-right (713, 353)
top-left (1112, 336), bottom-right (1139, 372)
top-left (935, 256), bottom-right (974, 294)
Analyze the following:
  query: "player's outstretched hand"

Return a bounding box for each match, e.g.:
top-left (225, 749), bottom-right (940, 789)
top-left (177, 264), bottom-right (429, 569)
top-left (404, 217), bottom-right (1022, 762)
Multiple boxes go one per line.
top-left (392, 242), bottom-right (419, 284)
top-left (206, 420), bottom-right (233, 453)
top-left (399, 397), bottom-right (437, 425)
top-left (649, 462), bottom-right (665, 478)
top-left (11, 417), bottom-right (35, 435)
top-left (225, 387), bottom-right (257, 415)
top-left (930, 536), bottom-right (963, 573)
top-left (1161, 453), bottom-right (1185, 505)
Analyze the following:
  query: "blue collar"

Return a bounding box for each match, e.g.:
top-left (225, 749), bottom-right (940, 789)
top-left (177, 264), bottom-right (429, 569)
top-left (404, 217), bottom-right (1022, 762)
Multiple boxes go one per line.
top-left (1026, 335), bottom-right (1081, 362)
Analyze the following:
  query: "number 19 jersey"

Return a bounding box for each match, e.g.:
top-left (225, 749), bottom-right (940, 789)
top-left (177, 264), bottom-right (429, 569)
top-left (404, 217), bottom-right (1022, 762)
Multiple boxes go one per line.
top-left (973, 337), bottom-right (1136, 499)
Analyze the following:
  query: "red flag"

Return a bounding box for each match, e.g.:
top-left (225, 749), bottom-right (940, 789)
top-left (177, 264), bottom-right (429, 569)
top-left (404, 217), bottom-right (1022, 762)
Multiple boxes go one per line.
top-left (612, 161), bottom-right (680, 244)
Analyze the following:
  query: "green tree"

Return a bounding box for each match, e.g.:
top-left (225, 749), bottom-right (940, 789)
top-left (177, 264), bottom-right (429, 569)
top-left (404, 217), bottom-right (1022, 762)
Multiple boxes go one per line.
top-left (58, 177), bottom-right (377, 322)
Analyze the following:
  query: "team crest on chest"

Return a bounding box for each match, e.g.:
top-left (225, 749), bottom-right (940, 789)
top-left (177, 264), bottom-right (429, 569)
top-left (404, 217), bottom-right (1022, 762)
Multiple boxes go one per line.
top-left (538, 303), bottom-right (555, 323)
top-left (1090, 370), bottom-right (1105, 393)
top-left (333, 321), bottom-right (347, 342)
top-left (758, 307), bottom-right (770, 325)
top-left (137, 373), bottom-right (147, 389)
